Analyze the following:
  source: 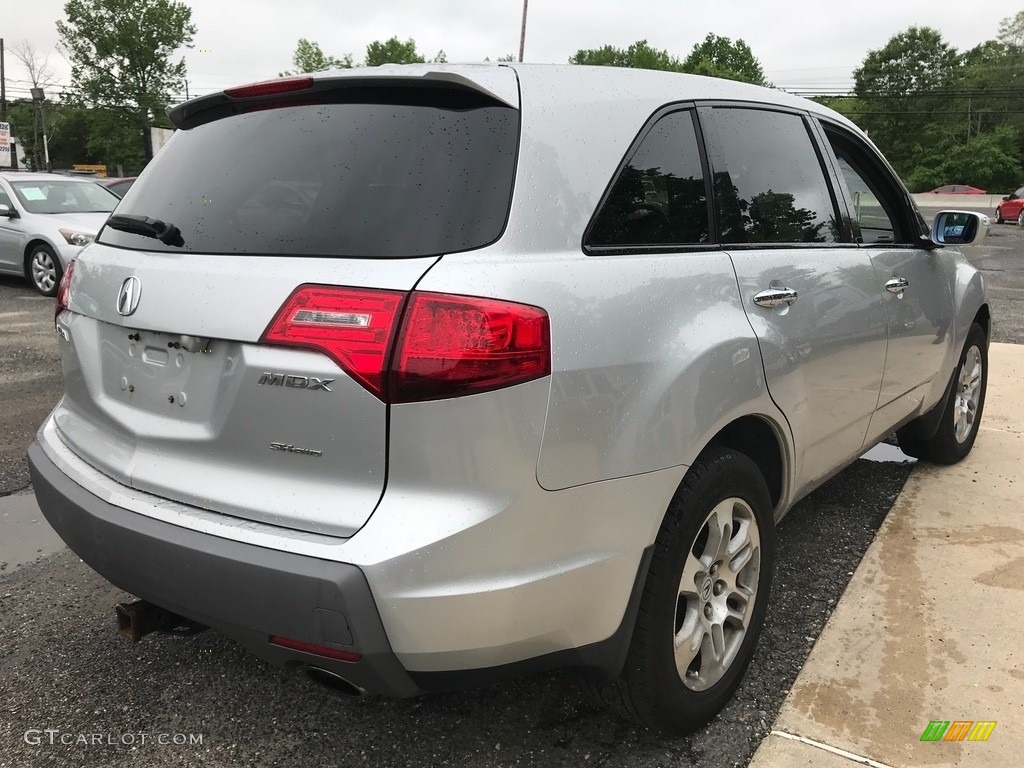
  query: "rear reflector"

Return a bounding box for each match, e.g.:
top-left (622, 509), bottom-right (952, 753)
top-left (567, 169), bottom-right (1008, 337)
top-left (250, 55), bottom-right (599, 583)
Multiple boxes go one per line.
top-left (55, 258), bottom-right (76, 328)
top-left (261, 286), bottom-right (550, 403)
top-left (225, 77), bottom-right (314, 98)
top-left (269, 635), bottom-right (362, 662)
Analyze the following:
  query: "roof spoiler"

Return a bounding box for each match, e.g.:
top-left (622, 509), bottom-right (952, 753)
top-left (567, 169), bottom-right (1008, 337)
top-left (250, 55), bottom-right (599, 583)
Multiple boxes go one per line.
top-left (167, 70), bottom-right (518, 130)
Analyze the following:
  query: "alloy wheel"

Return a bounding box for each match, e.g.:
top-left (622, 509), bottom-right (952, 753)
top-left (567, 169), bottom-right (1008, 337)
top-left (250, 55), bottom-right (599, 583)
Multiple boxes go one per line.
top-left (674, 497), bottom-right (761, 691)
top-left (31, 250), bottom-right (58, 293)
top-left (954, 345), bottom-right (983, 444)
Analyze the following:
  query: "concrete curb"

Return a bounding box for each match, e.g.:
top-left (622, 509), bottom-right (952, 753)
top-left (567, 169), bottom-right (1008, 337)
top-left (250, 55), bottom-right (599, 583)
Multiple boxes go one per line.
top-left (749, 342), bottom-right (1024, 767)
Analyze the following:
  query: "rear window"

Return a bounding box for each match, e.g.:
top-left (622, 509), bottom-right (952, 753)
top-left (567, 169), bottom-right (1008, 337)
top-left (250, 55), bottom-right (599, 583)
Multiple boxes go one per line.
top-left (98, 94), bottom-right (519, 258)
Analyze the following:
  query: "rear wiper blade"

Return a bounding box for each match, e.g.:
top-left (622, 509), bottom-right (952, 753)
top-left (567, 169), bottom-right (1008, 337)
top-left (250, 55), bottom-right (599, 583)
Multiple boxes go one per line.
top-left (105, 214), bottom-right (184, 247)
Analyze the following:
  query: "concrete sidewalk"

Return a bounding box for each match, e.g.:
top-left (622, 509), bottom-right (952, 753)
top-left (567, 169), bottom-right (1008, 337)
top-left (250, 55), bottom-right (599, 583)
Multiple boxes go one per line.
top-left (750, 342), bottom-right (1024, 768)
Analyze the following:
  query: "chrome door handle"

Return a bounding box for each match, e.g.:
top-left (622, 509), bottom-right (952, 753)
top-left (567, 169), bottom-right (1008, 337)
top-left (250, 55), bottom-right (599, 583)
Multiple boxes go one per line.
top-left (753, 287), bottom-right (798, 309)
top-left (886, 277), bottom-right (910, 294)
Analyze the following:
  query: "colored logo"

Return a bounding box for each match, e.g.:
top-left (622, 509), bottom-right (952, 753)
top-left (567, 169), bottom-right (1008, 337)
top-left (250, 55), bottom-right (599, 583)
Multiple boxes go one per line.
top-left (920, 721), bottom-right (996, 742)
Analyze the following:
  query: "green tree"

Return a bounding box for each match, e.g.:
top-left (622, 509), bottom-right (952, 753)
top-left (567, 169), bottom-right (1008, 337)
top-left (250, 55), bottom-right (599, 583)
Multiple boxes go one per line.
top-left (852, 27), bottom-right (961, 174)
top-left (570, 37), bottom-right (766, 83)
top-left (6, 101), bottom-right (106, 172)
top-left (998, 10), bottom-right (1024, 49)
top-left (681, 33), bottom-right (766, 85)
top-left (280, 38), bottom-right (352, 76)
top-left (85, 108), bottom-right (146, 175)
top-left (47, 105), bottom-right (98, 170)
top-left (905, 125), bottom-right (1023, 192)
top-left (57, 0), bottom-right (196, 163)
top-left (365, 37), bottom-right (425, 66)
top-left (570, 40), bottom-right (685, 72)
top-left (5, 101), bottom-right (41, 169)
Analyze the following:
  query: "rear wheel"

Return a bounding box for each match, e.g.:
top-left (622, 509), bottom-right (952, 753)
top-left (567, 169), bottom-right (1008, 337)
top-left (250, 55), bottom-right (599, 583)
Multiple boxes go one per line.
top-left (596, 447), bottom-right (775, 734)
top-left (1018, 210), bottom-right (1023, 228)
top-left (27, 244), bottom-right (62, 296)
top-left (995, 207), bottom-right (1005, 224)
top-left (899, 322), bottom-right (987, 464)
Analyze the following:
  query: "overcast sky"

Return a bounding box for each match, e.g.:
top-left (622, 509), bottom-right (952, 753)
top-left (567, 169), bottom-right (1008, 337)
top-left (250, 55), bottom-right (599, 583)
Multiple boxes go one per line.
top-left (3, 0), bottom-right (1006, 102)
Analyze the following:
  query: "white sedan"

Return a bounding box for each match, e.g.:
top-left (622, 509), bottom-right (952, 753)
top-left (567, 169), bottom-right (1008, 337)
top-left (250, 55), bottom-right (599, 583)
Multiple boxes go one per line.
top-left (0, 173), bottom-right (119, 295)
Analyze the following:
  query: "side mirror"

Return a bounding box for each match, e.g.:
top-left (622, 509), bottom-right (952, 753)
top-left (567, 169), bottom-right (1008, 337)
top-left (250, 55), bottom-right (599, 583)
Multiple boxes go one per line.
top-left (0, 203), bottom-right (18, 218)
top-left (931, 210), bottom-right (988, 246)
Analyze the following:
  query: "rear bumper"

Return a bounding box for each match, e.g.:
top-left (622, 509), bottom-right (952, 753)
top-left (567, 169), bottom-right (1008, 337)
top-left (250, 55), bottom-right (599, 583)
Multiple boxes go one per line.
top-left (27, 439), bottom-right (420, 697)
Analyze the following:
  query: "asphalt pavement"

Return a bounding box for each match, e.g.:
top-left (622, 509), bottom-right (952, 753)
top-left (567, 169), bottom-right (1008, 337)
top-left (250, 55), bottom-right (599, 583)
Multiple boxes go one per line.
top-left (0, 215), bottom-right (1020, 767)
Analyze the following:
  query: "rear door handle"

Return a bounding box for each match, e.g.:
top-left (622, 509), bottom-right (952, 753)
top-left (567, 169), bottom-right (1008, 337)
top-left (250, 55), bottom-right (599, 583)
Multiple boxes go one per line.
top-left (753, 286), bottom-right (799, 309)
top-left (886, 277), bottom-right (910, 295)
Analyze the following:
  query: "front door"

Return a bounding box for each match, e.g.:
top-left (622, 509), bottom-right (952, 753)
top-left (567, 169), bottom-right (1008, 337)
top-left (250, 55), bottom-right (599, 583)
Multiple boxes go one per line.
top-left (819, 123), bottom-right (954, 438)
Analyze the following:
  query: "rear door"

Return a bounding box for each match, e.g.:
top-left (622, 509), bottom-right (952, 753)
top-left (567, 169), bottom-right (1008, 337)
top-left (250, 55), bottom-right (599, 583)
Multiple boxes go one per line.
top-left (698, 105), bottom-right (888, 491)
top-left (54, 71), bottom-right (521, 537)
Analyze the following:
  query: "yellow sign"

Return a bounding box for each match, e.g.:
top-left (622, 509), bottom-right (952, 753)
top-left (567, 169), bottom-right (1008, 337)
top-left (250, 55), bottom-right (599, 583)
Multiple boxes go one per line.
top-left (73, 164), bottom-right (108, 178)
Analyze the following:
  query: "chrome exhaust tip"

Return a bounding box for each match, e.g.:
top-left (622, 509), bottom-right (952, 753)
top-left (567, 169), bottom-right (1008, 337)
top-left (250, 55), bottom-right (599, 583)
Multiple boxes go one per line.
top-left (303, 666), bottom-right (366, 697)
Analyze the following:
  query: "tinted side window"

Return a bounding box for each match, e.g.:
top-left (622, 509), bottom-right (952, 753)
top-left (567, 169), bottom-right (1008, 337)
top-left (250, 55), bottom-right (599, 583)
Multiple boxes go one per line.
top-left (834, 155), bottom-right (896, 244)
top-left (821, 124), bottom-right (925, 245)
top-left (703, 108), bottom-right (839, 244)
top-left (588, 110), bottom-right (709, 247)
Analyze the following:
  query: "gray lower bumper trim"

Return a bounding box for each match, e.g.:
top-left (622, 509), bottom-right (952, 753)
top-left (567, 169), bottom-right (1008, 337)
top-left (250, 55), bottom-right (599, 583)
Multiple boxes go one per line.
top-left (27, 440), bottom-right (420, 697)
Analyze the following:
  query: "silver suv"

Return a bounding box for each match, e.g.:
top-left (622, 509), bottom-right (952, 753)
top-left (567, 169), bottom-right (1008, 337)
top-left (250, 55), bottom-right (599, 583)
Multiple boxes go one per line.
top-left (29, 64), bottom-right (989, 734)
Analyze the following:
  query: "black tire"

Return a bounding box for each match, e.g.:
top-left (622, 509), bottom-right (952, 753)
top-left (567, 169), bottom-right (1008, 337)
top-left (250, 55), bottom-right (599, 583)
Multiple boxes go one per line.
top-left (26, 243), bottom-right (63, 297)
top-left (899, 322), bottom-right (987, 464)
top-left (595, 447), bottom-right (775, 734)
top-left (995, 208), bottom-right (1005, 224)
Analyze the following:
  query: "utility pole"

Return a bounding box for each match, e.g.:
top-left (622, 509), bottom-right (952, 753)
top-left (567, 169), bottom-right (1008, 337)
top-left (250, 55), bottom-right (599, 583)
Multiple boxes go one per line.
top-left (518, 0), bottom-right (529, 63)
top-left (1, 38), bottom-right (7, 122)
top-left (31, 87), bottom-right (50, 171)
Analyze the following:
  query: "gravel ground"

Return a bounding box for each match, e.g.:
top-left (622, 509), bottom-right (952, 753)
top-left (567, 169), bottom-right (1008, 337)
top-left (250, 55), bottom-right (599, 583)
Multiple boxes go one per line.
top-left (0, 460), bottom-right (911, 768)
top-left (0, 281), bottom-right (62, 498)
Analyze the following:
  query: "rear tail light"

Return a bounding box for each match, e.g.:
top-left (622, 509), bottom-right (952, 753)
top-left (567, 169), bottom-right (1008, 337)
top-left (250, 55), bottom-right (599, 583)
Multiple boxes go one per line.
top-left (261, 286), bottom-right (405, 399)
top-left (390, 292), bottom-right (550, 403)
top-left (55, 258), bottom-right (76, 328)
top-left (261, 285), bottom-right (550, 403)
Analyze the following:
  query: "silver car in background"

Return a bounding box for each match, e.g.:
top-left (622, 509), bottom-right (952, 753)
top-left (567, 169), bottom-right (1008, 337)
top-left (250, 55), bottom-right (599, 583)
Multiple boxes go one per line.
top-left (29, 64), bottom-right (989, 734)
top-left (0, 172), bottom-right (119, 295)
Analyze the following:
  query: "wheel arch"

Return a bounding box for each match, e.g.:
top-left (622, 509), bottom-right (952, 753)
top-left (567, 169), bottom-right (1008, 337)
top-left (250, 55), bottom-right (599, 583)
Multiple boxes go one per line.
top-left (699, 414), bottom-right (787, 514)
top-left (973, 304), bottom-right (991, 341)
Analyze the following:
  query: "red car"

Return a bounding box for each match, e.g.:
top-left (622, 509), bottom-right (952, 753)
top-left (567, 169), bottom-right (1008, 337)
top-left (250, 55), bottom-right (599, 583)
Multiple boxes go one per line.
top-left (926, 184), bottom-right (987, 194)
top-left (97, 176), bottom-right (137, 198)
top-left (995, 186), bottom-right (1024, 225)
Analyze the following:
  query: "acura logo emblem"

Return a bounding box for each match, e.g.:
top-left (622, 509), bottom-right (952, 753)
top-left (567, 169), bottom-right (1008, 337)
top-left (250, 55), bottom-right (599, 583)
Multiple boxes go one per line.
top-left (117, 276), bottom-right (142, 316)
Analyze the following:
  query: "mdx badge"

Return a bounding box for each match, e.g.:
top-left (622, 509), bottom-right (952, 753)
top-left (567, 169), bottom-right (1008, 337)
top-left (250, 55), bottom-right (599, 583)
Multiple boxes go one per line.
top-left (116, 276), bottom-right (142, 316)
top-left (258, 372), bottom-right (334, 392)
